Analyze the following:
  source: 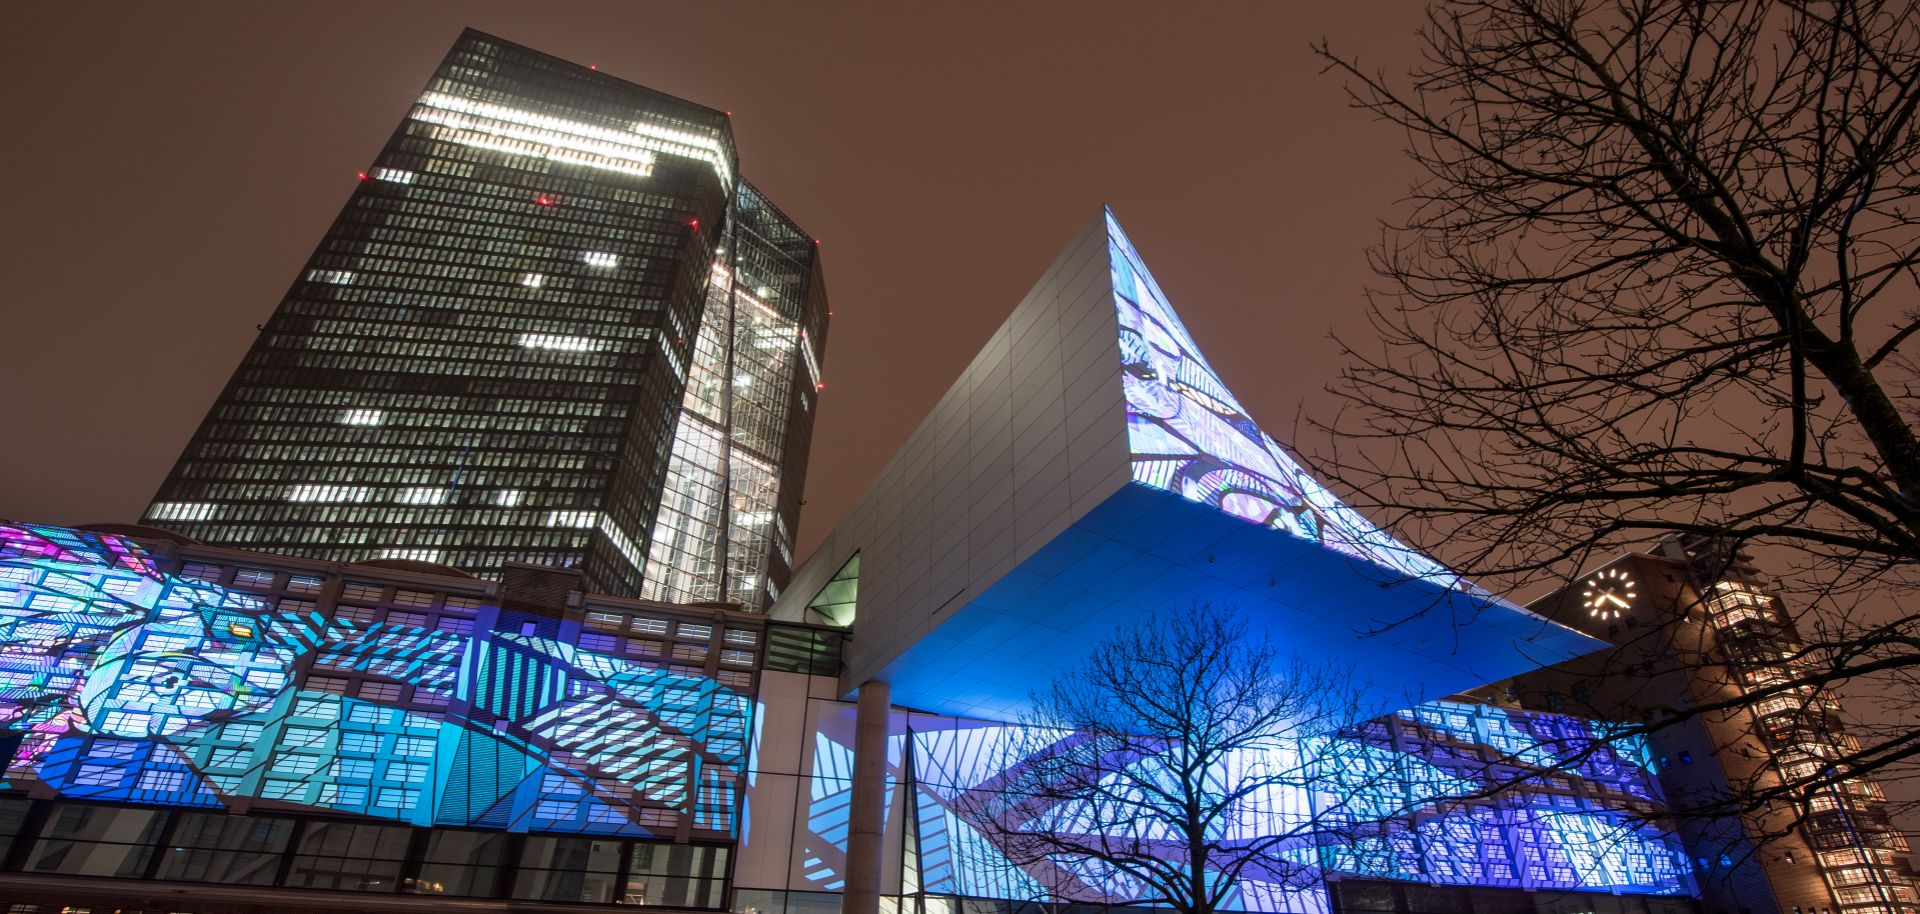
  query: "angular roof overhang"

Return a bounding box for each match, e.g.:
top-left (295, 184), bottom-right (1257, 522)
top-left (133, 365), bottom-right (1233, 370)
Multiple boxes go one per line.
top-left (774, 209), bottom-right (1600, 721)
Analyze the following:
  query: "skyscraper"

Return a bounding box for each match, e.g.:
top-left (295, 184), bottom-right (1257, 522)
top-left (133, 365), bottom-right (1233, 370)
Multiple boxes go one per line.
top-left (142, 29), bottom-right (829, 607)
top-left (1511, 537), bottom-right (1920, 914)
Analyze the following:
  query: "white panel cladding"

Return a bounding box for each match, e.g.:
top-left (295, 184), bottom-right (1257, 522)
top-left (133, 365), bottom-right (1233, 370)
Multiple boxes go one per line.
top-left (769, 209), bottom-right (1131, 693)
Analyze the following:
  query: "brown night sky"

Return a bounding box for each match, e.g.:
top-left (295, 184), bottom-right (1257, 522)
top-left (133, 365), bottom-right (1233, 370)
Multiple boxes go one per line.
top-left (0, 2), bottom-right (1428, 563)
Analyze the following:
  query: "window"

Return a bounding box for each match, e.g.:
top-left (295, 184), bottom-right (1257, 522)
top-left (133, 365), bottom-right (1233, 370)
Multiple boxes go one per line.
top-left (724, 629), bottom-right (758, 646)
top-left (136, 769), bottom-right (187, 792)
top-left (340, 732), bottom-right (381, 754)
top-left (720, 649), bottom-right (754, 666)
top-left (376, 788), bottom-right (419, 810)
top-left (335, 604), bottom-right (378, 624)
top-left (677, 623), bottom-right (712, 640)
top-left (290, 484), bottom-right (371, 503)
top-left (625, 843), bottom-right (730, 908)
top-left (386, 610), bottom-right (428, 627)
top-left (340, 582), bottom-right (384, 602)
top-left (293, 697), bottom-right (339, 721)
top-left (150, 501), bottom-right (218, 522)
top-left (587, 611), bottom-right (625, 629)
top-left (288, 574), bottom-right (324, 595)
top-left (24, 804), bottom-right (167, 877)
top-left (626, 639), bottom-right (662, 657)
top-left (631, 618), bottom-right (669, 635)
top-left (359, 681), bottom-right (404, 703)
top-left (233, 568), bottom-right (278, 589)
top-left (104, 710), bottom-right (153, 733)
top-left (672, 643), bottom-right (708, 662)
top-left (180, 562), bottom-right (225, 583)
top-left (284, 820), bottom-right (410, 892)
top-left (513, 836), bottom-right (623, 903)
top-left (334, 759), bottom-right (375, 780)
top-left (271, 753), bottom-right (321, 777)
top-left (392, 589), bottom-right (435, 607)
top-left (387, 762), bottom-right (429, 783)
top-left (579, 632), bottom-right (617, 653)
top-left (547, 510), bottom-right (597, 528)
top-left (413, 830), bottom-right (509, 897)
top-left (154, 812), bottom-right (295, 886)
top-left (88, 740), bottom-right (139, 760)
top-left (320, 783), bottom-right (368, 806)
top-left (308, 675), bottom-right (349, 695)
top-left (74, 764), bottom-right (124, 787)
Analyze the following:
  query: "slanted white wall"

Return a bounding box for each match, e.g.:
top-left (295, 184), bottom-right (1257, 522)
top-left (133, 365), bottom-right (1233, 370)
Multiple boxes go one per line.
top-left (770, 209), bottom-right (1131, 697)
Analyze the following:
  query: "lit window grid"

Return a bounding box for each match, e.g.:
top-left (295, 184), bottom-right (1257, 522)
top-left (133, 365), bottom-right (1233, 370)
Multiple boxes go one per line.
top-left (142, 33), bottom-right (734, 592)
top-left (140, 43), bottom-right (828, 605)
top-left (644, 415), bottom-right (730, 605)
top-left (1, 522), bottom-right (758, 838)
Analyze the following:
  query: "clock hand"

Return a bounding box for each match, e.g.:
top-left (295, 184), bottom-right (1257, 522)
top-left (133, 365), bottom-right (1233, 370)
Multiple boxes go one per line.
top-left (1606, 593), bottom-right (1630, 610)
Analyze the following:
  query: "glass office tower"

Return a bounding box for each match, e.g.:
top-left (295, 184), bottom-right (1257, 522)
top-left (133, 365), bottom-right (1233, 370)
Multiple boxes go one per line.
top-left (142, 29), bottom-right (829, 607)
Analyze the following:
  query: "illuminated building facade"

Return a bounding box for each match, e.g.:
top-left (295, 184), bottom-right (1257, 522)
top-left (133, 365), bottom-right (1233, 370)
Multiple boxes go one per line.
top-left (0, 521), bottom-right (1692, 914)
top-left (142, 29), bottom-right (828, 608)
top-left (6, 208), bottom-right (1809, 914)
top-left (1511, 540), bottom-right (1920, 914)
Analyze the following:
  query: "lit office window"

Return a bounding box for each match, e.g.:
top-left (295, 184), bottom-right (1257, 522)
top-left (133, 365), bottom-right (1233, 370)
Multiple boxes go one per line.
top-left (341, 409), bottom-right (384, 426)
top-left (288, 485), bottom-right (370, 503)
top-left (398, 488), bottom-right (447, 505)
top-left (149, 502), bottom-right (217, 522)
top-left (519, 333), bottom-right (606, 353)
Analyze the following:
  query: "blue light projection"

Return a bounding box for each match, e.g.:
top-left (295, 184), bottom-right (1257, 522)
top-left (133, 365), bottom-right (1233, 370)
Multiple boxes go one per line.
top-left (0, 523), bottom-right (750, 836)
top-left (770, 699), bottom-right (1691, 910)
top-left (1107, 212), bottom-right (1469, 592)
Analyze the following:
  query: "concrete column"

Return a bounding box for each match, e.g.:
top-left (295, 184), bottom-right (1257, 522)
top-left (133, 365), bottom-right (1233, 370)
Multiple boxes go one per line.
top-left (842, 679), bottom-right (891, 914)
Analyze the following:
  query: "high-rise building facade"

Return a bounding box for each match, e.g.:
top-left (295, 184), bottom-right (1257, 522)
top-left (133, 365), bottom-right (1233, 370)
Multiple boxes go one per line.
top-left (1511, 538), bottom-right (1920, 914)
top-left (142, 29), bottom-right (828, 608)
top-left (0, 210), bottom-right (1711, 913)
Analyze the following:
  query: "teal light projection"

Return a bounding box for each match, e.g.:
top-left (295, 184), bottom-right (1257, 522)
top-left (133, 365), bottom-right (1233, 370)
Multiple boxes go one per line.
top-left (0, 523), bottom-right (750, 837)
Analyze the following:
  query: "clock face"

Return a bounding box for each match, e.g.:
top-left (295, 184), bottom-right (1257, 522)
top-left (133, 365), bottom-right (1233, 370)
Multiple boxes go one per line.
top-left (1582, 568), bottom-right (1637, 620)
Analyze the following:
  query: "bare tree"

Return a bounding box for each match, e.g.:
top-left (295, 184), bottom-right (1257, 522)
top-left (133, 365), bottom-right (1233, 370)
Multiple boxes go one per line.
top-left (1311, 0), bottom-right (1920, 826)
top-left (946, 606), bottom-right (1367, 914)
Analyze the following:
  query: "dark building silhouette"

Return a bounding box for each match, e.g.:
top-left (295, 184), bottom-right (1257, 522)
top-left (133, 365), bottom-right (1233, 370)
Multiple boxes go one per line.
top-left (142, 29), bottom-right (829, 607)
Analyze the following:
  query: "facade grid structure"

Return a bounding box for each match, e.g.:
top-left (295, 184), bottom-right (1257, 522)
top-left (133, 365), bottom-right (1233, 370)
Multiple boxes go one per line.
top-left (1510, 538), bottom-right (1920, 914)
top-left (142, 29), bottom-right (828, 606)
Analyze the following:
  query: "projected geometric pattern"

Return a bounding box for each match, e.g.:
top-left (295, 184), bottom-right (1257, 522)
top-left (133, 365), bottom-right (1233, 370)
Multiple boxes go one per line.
top-left (773, 699), bottom-right (1690, 911)
top-left (1311, 703), bottom-right (1692, 894)
top-left (1108, 212), bottom-right (1468, 591)
top-left (0, 523), bottom-right (751, 837)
